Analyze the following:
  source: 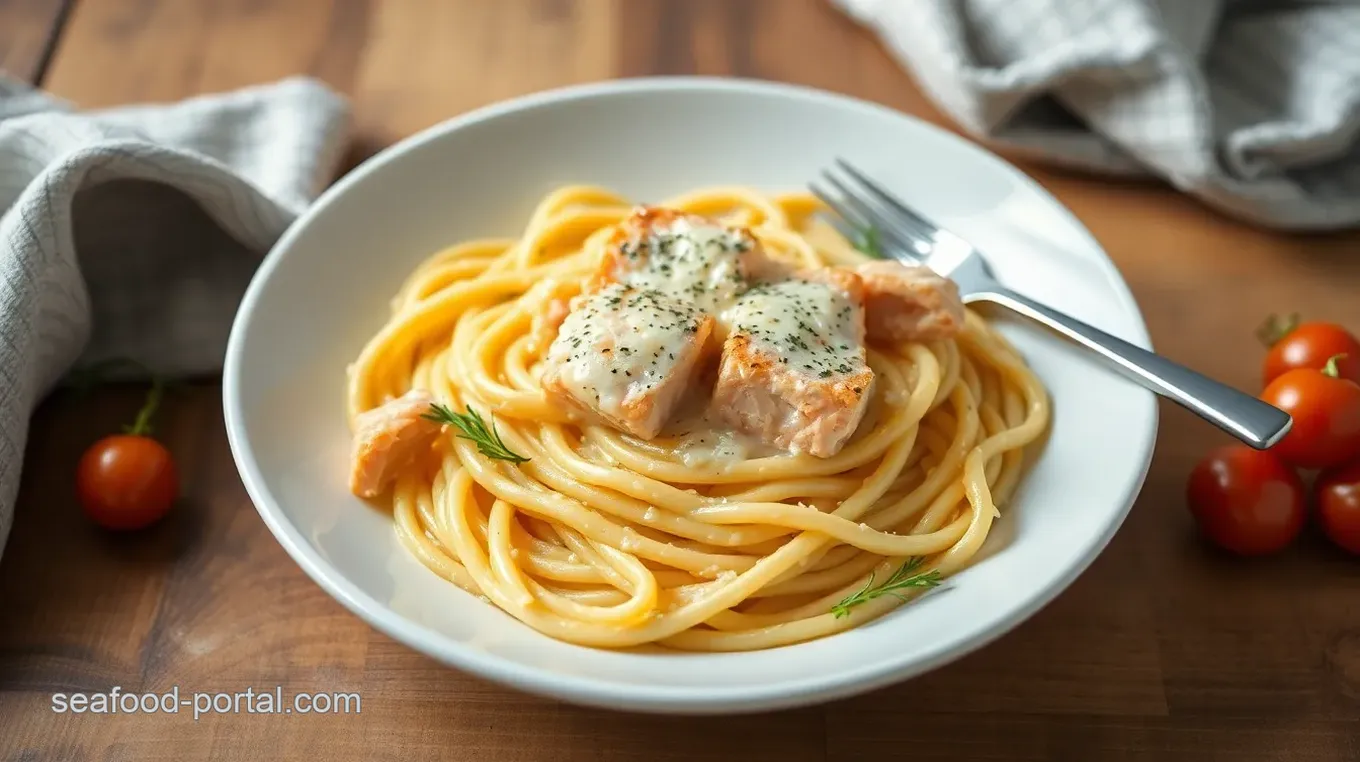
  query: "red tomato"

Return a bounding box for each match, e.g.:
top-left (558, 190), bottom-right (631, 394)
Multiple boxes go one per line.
top-left (1186, 445), bottom-right (1306, 555)
top-left (1314, 458), bottom-right (1360, 555)
top-left (1261, 318), bottom-right (1360, 386)
top-left (76, 434), bottom-right (178, 531)
top-left (1260, 365), bottom-right (1360, 469)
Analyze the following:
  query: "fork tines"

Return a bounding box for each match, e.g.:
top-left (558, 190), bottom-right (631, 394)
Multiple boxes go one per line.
top-left (810, 158), bottom-right (939, 261)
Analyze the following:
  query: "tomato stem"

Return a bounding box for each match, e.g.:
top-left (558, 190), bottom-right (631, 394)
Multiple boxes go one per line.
top-left (1256, 313), bottom-right (1300, 348)
top-left (1323, 354), bottom-right (1348, 379)
top-left (66, 356), bottom-right (176, 436)
top-left (124, 375), bottom-right (165, 437)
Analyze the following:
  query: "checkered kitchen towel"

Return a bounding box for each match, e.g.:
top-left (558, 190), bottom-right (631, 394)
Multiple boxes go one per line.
top-left (0, 76), bottom-right (350, 558)
top-left (836, 0), bottom-right (1360, 230)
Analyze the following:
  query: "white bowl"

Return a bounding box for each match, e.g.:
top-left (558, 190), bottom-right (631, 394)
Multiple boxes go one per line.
top-left (223, 77), bottom-right (1157, 714)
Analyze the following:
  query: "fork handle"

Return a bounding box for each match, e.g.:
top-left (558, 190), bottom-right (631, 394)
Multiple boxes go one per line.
top-left (975, 286), bottom-right (1292, 450)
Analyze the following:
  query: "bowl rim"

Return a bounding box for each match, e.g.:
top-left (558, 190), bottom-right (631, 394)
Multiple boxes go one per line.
top-left (223, 75), bottom-right (1158, 714)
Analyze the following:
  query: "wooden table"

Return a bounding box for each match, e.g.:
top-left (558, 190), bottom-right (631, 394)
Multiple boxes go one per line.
top-left (3, 2), bottom-right (1359, 759)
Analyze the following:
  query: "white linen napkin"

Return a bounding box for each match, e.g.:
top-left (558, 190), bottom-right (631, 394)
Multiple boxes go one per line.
top-left (0, 75), bottom-right (350, 558)
top-left (836, 0), bottom-right (1360, 230)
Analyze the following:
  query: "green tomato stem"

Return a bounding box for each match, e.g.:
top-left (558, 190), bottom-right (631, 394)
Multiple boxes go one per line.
top-left (1323, 354), bottom-right (1347, 378)
top-left (124, 376), bottom-right (165, 437)
top-left (1255, 312), bottom-right (1300, 348)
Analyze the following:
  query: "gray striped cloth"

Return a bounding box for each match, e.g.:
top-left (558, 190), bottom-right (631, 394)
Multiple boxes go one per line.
top-left (0, 76), bottom-right (349, 557)
top-left (836, 0), bottom-right (1360, 230)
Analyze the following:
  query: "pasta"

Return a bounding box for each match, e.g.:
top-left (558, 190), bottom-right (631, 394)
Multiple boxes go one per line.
top-left (344, 186), bottom-right (1051, 651)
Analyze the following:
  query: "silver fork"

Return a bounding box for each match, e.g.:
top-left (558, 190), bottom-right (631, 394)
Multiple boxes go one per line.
top-left (811, 158), bottom-right (1292, 450)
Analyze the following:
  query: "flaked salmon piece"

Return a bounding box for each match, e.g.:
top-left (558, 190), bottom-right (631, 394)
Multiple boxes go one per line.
top-left (710, 268), bottom-right (874, 458)
top-left (592, 206), bottom-right (782, 313)
top-left (349, 388), bottom-right (442, 498)
top-left (524, 278), bottom-right (577, 354)
top-left (541, 283), bottom-right (715, 440)
top-left (855, 261), bottom-right (964, 344)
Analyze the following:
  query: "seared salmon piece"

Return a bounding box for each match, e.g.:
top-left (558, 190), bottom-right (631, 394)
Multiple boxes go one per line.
top-left (855, 261), bottom-right (964, 344)
top-left (349, 388), bottom-right (442, 498)
top-left (710, 268), bottom-right (874, 458)
top-left (541, 283), bottom-right (715, 440)
top-left (592, 206), bottom-right (781, 313)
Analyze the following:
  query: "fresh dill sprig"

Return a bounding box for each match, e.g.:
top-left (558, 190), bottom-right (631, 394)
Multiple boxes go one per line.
top-left (423, 403), bottom-right (530, 464)
top-left (830, 557), bottom-right (942, 618)
top-left (853, 225), bottom-right (885, 259)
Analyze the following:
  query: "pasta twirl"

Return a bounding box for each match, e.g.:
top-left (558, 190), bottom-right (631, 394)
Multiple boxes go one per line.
top-left (345, 186), bottom-right (1050, 651)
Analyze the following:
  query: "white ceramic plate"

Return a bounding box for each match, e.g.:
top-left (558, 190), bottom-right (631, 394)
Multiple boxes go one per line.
top-left (223, 77), bottom-right (1157, 714)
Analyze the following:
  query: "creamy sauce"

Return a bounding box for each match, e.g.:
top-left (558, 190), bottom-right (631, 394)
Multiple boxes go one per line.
top-left (615, 217), bottom-right (755, 314)
top-left (722, 278), bottom-right (866, 381)
top-left (663, 404), bottom-right (785, 467)
top-left (545, 283), bottom-right (705, 420)
top-left (676, 426), bottom-right (765, 468)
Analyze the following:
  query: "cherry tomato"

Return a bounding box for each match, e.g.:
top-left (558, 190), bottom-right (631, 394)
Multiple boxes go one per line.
top-left (69, 367), bottom-right (179, 531)
top-left (76, 434), bottom-right (178, 531)
top-left (1186, 445), bottom-right (1306, 555)
top-left (1260, 316), bottom-right (1360, 386)
top-left (1314, 457), bottom-right (1360, 555)
top-left (1260, 363), bottom-right (1360, 469)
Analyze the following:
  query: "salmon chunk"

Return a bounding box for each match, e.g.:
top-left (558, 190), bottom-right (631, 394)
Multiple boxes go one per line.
top-left (349, 388), bottom-right (442, 498)
top-left (541, 283), bottom-right (715, 440)
top-left (593, 206), bottom-right (780, 313)
top-left (855, 261), bottom-right (964, 344)
top-left (710, 268), bottom-right (874, 458)
top-left (524, 278), bottom-right (576, 353)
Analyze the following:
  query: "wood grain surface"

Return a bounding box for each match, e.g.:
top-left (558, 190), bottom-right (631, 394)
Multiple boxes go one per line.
top-left (0, 0), bottom-right (70, 82)
top-left (3, 1), bottom-right (1360, 760)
